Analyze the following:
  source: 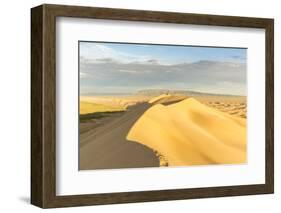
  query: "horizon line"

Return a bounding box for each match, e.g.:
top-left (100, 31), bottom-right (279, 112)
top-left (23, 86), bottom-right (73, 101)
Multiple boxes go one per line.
top-left (80, 89), bottom-right (246, 97)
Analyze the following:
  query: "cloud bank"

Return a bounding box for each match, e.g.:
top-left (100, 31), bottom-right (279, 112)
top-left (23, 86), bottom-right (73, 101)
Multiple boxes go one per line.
top-left (79, 43), bottom-right (247, 95)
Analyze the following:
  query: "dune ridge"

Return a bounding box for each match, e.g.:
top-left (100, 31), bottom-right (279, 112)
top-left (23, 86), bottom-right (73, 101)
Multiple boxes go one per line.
top-left (127, 97), bottom-right (247, 166)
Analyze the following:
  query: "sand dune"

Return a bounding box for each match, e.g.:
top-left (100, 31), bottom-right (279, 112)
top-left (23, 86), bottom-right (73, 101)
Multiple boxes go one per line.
top-left (149, 94), bottom-right (188, 105)
top-left (148, 94), bottom-right (171, 104)
top-left (127, 97), bottom-right (247, 166)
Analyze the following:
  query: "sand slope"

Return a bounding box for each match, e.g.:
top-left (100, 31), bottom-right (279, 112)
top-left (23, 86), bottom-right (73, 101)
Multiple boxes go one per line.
top-left (127, 98), bottom-right (247, 166)
top-left (149, 94), bottom-right (188, 105)
top-left (148, 94), bottom-right (171, 104)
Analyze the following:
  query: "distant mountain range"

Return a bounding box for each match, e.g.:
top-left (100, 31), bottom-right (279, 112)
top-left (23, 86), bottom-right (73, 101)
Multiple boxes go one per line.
top-left (136, 89), bottom-right (244, 97)
top-left (81, 89), bottom-right (245, 97)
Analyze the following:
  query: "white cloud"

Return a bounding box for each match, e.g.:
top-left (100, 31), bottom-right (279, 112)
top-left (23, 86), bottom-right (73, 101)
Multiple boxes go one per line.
top-left (80, 43), bottom-right (175, 65)
top-left (80, 43), bottom-right (151, 64)
top-left (80, 58), bottom-right (246, 95)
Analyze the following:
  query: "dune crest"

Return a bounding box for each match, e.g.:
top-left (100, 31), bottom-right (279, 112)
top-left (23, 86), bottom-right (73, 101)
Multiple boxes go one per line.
top-left (127, 97), bottom-right (247, 166)
top-left (148, 94), bottom-right (171, 104)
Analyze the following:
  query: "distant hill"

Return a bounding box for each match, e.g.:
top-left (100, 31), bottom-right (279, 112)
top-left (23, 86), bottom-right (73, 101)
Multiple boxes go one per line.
top-left (136, 89), bottom-right (244, 97)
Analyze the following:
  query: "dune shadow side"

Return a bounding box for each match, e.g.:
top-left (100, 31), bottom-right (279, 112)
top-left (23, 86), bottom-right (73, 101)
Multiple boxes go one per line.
top-left (79, 103), bottom-right (160, 170)
top-left (80, 110), bottom-right (125, 122)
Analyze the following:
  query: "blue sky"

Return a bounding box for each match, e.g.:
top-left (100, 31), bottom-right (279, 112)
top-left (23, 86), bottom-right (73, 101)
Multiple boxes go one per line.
top-left (79, 42), bottom-right (247, 95)
top-left (83, 42), bottom-right (246, 64)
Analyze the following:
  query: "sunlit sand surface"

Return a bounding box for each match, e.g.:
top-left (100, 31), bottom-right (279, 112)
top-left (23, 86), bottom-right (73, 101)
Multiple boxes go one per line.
top-left (80, 96), bottom-right (150, 113)
top-left (127, 96), bottom-right (247, 166)
top-left (197, 96), bottom-right (247, 119)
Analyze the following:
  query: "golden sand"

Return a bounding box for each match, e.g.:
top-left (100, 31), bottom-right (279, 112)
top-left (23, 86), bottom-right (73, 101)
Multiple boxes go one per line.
top-left (80, 101), bottom-right (125, 115)
top-left (197, 96), bottom-right (247, 118)
top-left (127, 97), bottom-right (247, 166)
top-left (80, 96), bottom-right (150, 110)
top-left (148, 94), bottom-right (171, 104)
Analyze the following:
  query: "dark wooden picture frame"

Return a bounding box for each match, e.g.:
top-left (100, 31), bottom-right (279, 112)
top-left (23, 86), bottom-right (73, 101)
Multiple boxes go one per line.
top-left (31, 4), bottom-right (274, 208)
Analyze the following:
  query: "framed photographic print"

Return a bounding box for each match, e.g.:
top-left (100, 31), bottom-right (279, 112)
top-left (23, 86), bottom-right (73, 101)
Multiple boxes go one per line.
top-left (31, 4), bottom-right (274, 208)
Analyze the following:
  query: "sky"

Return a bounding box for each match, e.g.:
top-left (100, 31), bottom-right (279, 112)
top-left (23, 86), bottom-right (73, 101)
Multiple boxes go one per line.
top-left (79, 41), bottom-right (247, 95)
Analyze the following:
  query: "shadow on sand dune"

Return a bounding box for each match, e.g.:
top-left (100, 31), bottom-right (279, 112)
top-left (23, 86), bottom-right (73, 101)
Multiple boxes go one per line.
top-left (79, 103), bottom-right (160, 170)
